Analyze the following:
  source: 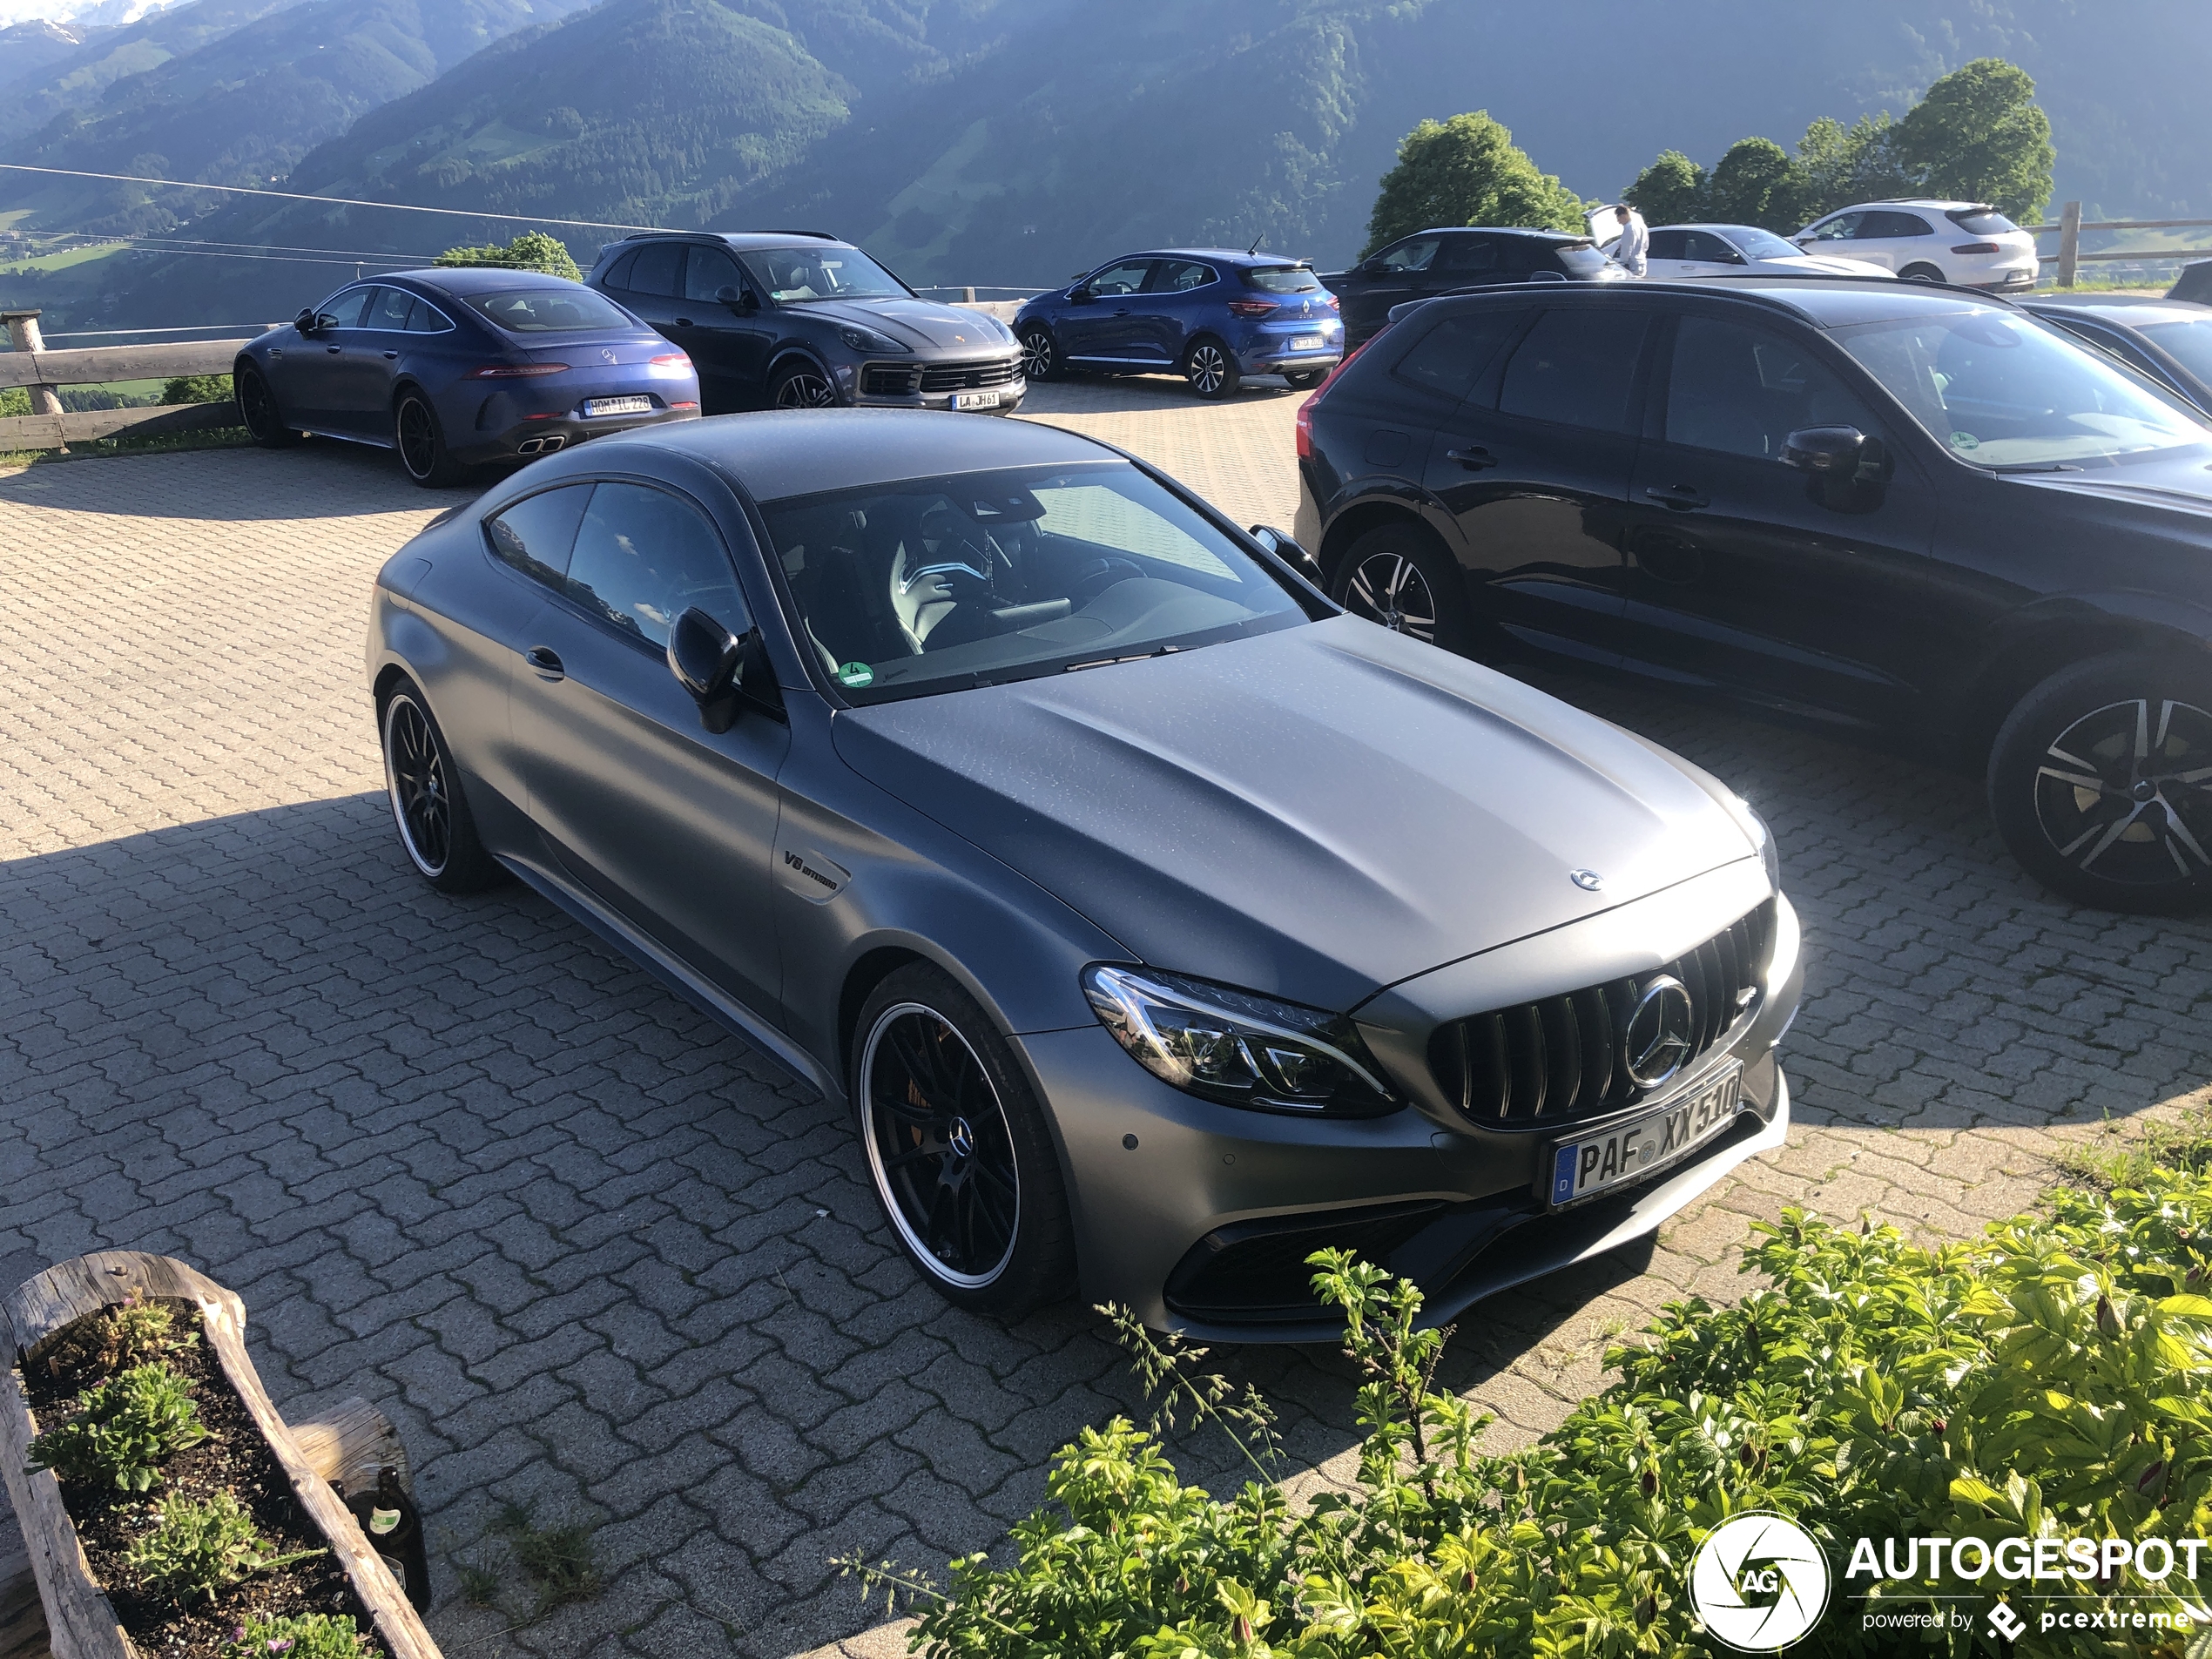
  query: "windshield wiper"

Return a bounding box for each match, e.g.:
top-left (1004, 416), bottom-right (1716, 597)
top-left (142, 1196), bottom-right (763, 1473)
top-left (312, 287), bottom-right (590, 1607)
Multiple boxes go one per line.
top-left (1984, 462), bottom-right (2083, 473)
top-left (1064, 644), bottom-right (1184, 674)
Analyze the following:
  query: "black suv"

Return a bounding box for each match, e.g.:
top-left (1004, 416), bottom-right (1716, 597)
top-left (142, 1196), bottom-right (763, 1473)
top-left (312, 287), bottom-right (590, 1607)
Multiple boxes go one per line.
top-left (1294, 277), bottom-right (2212, 914)
top-left (584, 230), bottom-right (1023, 416)
top-left (1323, 228), bottom-right (1624, 348)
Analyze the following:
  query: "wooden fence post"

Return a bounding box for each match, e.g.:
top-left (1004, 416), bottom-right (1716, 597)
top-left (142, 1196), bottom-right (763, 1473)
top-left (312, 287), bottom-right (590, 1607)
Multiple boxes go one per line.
top-left (2057, 201), bottom-right (2082, 288)
top-left (0, 312), bottom-right (64, 420)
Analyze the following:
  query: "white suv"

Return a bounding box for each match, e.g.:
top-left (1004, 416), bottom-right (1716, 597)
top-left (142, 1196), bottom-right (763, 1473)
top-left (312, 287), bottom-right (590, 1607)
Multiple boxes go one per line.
top-left (1792, 199), bottom-right (2039, 292)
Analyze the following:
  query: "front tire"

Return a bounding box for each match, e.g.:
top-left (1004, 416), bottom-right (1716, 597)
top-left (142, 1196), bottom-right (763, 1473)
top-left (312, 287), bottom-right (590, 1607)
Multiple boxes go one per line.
top-left (1019, 326), bottom-right (1063, 382)
top-left (234, 365), bottom-right (298, 448)
top-left (770, 361), bottom-right (840, 408)
top-left (395, 391), bottom-right (466, 488)
top-left (380, 679), bottom-right (505, 894)
top-left (1184, 337), bottom-right (1241, 400)
top-left (852, 963), bottom-right (1076, 1318)
top-left (1328, 522), bottom-right (1471, 654)
top-left (1986, 651), bottom-right (2212, 914)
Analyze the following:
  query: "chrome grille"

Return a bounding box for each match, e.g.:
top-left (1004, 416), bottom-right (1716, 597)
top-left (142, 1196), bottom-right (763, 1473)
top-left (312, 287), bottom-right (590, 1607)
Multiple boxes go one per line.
top-left (1428, 900), bottom-right (1774, 1126)
top-left (918, 357), bottom-right (1021, 393)
top-left (861, 364), bottom-right (920, 395)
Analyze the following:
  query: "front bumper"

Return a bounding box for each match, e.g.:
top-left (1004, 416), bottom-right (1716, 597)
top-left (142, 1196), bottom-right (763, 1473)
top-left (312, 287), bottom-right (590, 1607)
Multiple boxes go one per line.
top-left (1023, 875), bottom-right (1804, 1339)
top-left (844, 360), bottom-right (1026, 413)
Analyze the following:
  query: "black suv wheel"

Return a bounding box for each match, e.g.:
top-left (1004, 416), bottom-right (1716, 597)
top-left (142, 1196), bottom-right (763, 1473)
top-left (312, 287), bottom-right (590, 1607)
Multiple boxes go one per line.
top-left (1329, 523), bottom-right (1470, 653)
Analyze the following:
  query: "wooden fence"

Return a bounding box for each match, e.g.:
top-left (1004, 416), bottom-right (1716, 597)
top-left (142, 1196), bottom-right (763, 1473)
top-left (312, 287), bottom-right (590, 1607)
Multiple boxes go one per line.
top-left (0, 310), bottom-right (271, 451)
top-left (2033, 203), bottom-right (2212, 287)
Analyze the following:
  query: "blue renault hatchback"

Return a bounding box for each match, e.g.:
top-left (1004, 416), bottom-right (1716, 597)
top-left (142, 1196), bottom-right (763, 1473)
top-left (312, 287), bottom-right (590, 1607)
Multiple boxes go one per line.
top-left (1015, 249), bottom-right (1343, 399)
top-left (231, 267), bottom-right (701, 487)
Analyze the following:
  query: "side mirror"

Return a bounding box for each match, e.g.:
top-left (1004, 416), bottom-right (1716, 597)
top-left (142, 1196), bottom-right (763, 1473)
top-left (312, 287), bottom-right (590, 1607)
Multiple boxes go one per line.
top-left (1782, 425), bottom-right (1883, 478)
top-left (668, 608), bottom-right (781, 732)
top-left (717, 285), bottom-right (756, 312)
top-left (294, 307), bottom-right (319, 334)
top-left (1248, 524), bottom-right (1324, 586)
top-left (1069, 287), bottom-right (1095, 306)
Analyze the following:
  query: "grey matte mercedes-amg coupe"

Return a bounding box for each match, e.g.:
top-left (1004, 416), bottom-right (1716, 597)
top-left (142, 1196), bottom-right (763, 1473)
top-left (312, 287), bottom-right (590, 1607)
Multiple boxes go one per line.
top-left (365, 409), bottom-right (1803, 1338)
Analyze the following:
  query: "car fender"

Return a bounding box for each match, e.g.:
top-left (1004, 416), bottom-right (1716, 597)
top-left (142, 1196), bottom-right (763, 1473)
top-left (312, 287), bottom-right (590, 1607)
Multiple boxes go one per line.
top-left (767, 342), bottom-right (833, 383)
top-left (1952, 590), bottom-right (2212, 752)
top-left (1996, 589), bottom-right (2212, 654)
top-left (1313, 475), bottom-right (1466, 584)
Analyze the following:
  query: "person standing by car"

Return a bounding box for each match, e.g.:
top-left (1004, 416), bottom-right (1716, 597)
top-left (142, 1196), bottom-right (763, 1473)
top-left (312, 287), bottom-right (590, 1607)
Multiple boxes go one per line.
top-left (1610, 204), bottom-right (1649, 276)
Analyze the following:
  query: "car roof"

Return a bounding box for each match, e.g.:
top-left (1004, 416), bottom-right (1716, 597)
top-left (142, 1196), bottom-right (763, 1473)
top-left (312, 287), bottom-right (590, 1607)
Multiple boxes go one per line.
top-left (1815, 199), bottom-right (1994, 215)
top-left (377, 266), bottom-right (582, 294)
top-left (1414, 226), bottom-right (1585, 243)
top-left (591, 408), bottom-right (1123, 502)
top-left (611, 230), bottom-right (850, 252)
top-left (1667, 224), bottom-right (1784, 237)
top-left (1433, 273), bottom-right (2013, 328)
top-left (2027, 294), bottom-right (2209, 322)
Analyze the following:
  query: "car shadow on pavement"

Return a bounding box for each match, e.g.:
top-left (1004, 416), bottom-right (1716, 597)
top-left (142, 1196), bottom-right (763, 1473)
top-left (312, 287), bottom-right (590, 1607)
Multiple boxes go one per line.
top-left (0, 436), bottom-right (475, 523)
top-left (1021, 375), bottom-right (1305, 416)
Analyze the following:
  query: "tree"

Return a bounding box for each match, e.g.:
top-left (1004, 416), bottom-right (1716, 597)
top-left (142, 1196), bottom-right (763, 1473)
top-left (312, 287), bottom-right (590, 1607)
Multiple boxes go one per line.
top-left (1785, 113), bottom-right (1912, 227)
top-left (1622, 150), bottom-right (1704, 226)
top-left (1892, 57), bottom-right (2055, 221)
top-left (434, 231), bottom-right (583, 281)
top-left (1362, 111), bottom-right (1588, 256)
top-left (1705, 137), bottom-right (1794, 230)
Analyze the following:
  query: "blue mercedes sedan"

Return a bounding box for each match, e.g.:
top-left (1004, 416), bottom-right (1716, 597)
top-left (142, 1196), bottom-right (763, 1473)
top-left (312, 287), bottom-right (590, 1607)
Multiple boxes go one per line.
top-left (1015, 249), bottom-right (1343, 399)
top-left (232, 267), bottom-right (701, 487)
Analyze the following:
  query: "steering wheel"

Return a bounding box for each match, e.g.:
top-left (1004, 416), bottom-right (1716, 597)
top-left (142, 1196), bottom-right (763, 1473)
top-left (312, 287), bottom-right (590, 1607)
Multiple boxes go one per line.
top-left (1074, 557), bottom-right (1144, 604)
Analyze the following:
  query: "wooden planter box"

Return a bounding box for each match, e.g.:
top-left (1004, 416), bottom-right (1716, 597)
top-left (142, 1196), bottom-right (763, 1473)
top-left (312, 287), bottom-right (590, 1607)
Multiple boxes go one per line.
top-left (0, 1252), bottom-right (440, 1659)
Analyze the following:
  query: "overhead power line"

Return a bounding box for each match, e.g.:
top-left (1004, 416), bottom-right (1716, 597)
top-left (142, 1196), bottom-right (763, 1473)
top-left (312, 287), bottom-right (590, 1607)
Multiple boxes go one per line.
top-left (0, 163), bottom-right (662, 233)
top-left (20, 227), bottom-right (448, 262)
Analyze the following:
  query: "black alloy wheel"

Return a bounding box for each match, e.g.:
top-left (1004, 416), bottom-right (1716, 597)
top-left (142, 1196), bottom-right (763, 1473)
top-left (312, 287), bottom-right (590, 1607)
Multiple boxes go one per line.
top-left (1184, 337), bottom-right (1240, 400)
top-left (1019, 326), bottom-right (1062, 381)
top-left (853, 963), bottom-right (1075, 1316)
top-left (1331, 523), bottom-right (1472, 655)
top-left (1989, 651), bottom-right (2212, 914)
top-left (379, 680), bottom-right (503, 893)
top-left (1283, 368), bottom-right (1327, 390)
top-left (771, 363), bottom-right (839, 408)
top-left (395, 391), bottom-right (463, 488)
top-left (235, 366), bottom-right (298, 448)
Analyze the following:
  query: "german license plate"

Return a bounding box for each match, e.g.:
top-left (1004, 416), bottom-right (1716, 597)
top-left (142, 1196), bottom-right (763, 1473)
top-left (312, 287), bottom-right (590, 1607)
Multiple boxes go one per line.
top-left (583, 395), bottom-right (652, 417)
top-left (1544, 1063), bottom-right (1743, 1208)
top-left (953, 390), bottom-right (1002, 411)
top-left (1291, 334), bottom-right (1325, 352)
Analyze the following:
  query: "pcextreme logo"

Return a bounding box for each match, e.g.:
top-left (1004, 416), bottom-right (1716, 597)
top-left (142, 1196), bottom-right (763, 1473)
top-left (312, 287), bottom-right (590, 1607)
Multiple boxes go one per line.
top-left (1689, 1513), bottom-right (1831, 1652)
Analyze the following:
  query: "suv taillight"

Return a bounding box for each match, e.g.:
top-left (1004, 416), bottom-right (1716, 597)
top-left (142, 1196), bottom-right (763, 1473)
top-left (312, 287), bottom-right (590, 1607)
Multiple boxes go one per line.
top-left (1295, 327), bottom-right (1381, 460)
top-left (1952, 242), bottom-right (2000, 255)
top-left (1227, 299), bottom-right (1278, 318)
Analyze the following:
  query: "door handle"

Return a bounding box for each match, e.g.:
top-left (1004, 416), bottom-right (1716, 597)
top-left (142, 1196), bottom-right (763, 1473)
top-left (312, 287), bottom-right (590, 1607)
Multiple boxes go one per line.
top-left (326, 345), bottom-right (341, 354)
top-left (1643, 484), bottom-right (1710, 510)
top-left (1114, 307), bottom-right (1131, 316)
top-left (1446, 446), bottom-right (1495, 470)
top-left (674, 317), bottom-right (694, 327)
top-left (382, 349), bottom-right (399, 360)
top-left (524, 646), bottom-right (565, 678)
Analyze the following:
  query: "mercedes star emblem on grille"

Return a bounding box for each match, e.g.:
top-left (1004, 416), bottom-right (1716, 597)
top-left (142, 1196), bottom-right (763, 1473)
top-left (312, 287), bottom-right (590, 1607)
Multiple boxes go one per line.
top-left (1622, 975), bottom-right (1696, 1088)
top-left (601, 348), bottom-right (616, 363)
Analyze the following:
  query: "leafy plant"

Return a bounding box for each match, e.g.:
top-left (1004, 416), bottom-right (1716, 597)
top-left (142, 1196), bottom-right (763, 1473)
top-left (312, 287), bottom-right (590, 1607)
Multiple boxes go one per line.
top-left (221, 1611), bottom-right (373, 1657)
top-left (851, 1170), bottom-right (2212, 1659)
top-left (40, 1291), bottom-right (197, 1385)
top-left (434, 232), bottom-right (582, 282)
top-left (125, 1490), bottom-right (323, 1604)
top-left (493, 1499), bottom-right (601, 1614)
top-left (161, 374), bottom-right (232, 406)
top-left (1362, 111), bottom-right (1591, 256)
top-left (27, 1362), bottom-right (208, 1491)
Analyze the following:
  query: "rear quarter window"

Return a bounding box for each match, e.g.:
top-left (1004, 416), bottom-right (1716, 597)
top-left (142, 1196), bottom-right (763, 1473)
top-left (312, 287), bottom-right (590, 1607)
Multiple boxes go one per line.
top-left (1390, 310), bottom-right (1526, 401)
top-left (1948, 209), bottom-right (2019, 236)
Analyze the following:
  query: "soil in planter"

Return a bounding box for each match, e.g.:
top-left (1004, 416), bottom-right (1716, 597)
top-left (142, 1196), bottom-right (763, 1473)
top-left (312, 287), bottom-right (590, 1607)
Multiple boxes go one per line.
top-left (21, 1298), bottom-right (389, 1659)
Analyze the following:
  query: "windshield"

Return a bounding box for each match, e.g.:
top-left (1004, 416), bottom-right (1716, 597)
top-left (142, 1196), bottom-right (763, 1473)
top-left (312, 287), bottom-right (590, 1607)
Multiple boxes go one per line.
top-left (1246, 265), bottom-right (1322, 293)
top-left (1726, 226), bottom-right (1802, 260)
top-left (2141, 318), bottom-right (2212, 385)
top-left (737, 245), bottom-right (908, 303)
top-left (761, 462), bottom-right (1308, 703)
top-left (1555, 244), bottom-right (1611, 275)
top-left (1834, 307), bottom-right (2212, 467)
top-left (462, 287), bottom-right (637, 334)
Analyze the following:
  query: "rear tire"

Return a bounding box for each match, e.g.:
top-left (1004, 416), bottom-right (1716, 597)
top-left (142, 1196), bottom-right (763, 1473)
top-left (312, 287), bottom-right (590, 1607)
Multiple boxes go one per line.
top-left (1328, 522), bottom-right (1472, 655)
top-left (395, 390), bottom-right (467, 488)
top-left (1184, 336), bottom-right (1241, 400)
top-left (379, 678), bottom-right (505, 894)
top-left (1899, 263), bottom-right (1946, 284)
top-left (1283, 368), bottom-right (1327, 390)
top-left (234, 365), bottom-right (298, 448)
top-left (1986, 651), bottom-right (2212, 914)
top-left (851, 963), bottom-right (1076, 1318)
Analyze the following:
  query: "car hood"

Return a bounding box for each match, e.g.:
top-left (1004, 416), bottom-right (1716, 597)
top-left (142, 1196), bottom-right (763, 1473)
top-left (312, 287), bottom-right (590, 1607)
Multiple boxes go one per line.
top-left (802, 297), bottom-right (1013, 354)
top-left (2007, 450), bottom-right (2212, 515)
top-left (1757, 254), bottom-right (1892, 277)
top-left (831, 617), bottom-right (1758, 1012)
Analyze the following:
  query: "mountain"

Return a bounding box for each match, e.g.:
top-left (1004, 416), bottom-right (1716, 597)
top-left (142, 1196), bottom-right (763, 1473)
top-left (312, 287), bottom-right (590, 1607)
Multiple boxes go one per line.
top-left (0, 0), bottom-right (185, 26)
top-left (0, 0), bottom-right (304, 145)
top-left (0, 19), bottom-right (104, 89)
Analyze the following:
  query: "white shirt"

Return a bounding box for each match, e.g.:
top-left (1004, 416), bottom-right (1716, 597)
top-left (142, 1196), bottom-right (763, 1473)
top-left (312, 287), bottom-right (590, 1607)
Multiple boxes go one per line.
top-left (1611, 212), bottom-right (1649, 276)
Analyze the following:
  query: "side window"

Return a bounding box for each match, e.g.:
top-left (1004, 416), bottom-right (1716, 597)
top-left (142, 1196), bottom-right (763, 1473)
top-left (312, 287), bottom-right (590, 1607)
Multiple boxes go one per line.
top-left (602, 248), bottom-right (640, 289)
top-left (1681, 232), bottom-right (1743, 265)
top-left (1807, 213), bottom-right (1863, 243)
top-left (1438, 237), bottom-right (1500, 273)
top-left (1086, 260), bottom-right (1154, 297)
top-left (625, 242), bottom-right (685, 298)
top-left (1373, 237), bottom-right (1440, 273)
top-left (1869, 212), bottom-right (1934, 239)
top-left (564, 483), bottom-right (749, 649)
top-left (366, 287), bottom-right (416, 331)
top-left (1390, 309), bottom-right (1526, 401)
top-left (316, 287), bottom-right (374, 329)
top-left (1665, 314), bottom-right (1881, 459)
top-left (1647, 229), bottom-right (1689, 261)
top-left (1148, 260), bottom-right (1213, 292)
top-left (1496, 309), bottom-right (1649, 432)
top-left (486, 485), bottom-right (592, 590)
top-left (406, 301), bottom-right (455, 334)
top-left (684, 246), bottom-right (745, 303)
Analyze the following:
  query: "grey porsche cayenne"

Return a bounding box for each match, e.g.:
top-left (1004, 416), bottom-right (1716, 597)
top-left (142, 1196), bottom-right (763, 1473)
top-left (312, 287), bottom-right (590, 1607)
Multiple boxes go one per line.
top-left (365, 410), bottom-right (1803, 1339)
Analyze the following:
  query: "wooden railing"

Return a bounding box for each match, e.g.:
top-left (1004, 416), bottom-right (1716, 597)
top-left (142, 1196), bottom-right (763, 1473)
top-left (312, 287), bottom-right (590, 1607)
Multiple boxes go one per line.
top-left (0, 309), bottom-right (273, 451)
top-left (2030, 203), bottom-right (2212, 287)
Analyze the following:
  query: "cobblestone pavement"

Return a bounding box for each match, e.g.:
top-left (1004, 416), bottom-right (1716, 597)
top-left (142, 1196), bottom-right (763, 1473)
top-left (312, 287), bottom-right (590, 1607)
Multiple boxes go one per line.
top-left (2, 383), bottom-right (2209, 1659)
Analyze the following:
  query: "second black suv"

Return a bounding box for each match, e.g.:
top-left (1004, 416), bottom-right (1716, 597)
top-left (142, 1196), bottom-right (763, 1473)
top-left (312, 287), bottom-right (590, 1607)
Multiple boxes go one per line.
top-left (1323, 228), bottom-right (1625, 347)
top-left (585, 231), bottom-right (1024, 415)
top-left (1295, 277), bottom-right (2212, 914)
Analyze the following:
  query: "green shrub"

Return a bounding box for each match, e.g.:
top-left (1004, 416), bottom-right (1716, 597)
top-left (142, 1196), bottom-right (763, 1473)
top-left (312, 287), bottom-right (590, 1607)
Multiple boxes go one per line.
top-left (125, 1490), bottom-right (323, 1604)
top-left (26, 1362), bottom-right (208, 1490)
top-left (855, 1175), bottom-right (2212, 1659)
top-left (221, 1612), bottom-right (372, 1657)
top-left (434, 231), bottom-right (582, 282)
top-left (161, 374), bottom-right (232, 405)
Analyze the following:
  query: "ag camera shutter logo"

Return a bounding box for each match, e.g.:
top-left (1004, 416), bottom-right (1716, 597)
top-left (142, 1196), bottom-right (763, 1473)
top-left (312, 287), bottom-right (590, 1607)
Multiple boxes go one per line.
top-left (1690, 1512), bottom-right (1831, 1651)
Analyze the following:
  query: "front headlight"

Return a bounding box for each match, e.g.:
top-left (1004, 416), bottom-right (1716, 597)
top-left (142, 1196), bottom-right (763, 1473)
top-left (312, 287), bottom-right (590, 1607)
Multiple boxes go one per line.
top-left (1081, 964), bottom-right (1399, 1116)
top-left (1724, 794), bottom-right (1782, 892)
top-left (840, 326), bottom-right (904, 354)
